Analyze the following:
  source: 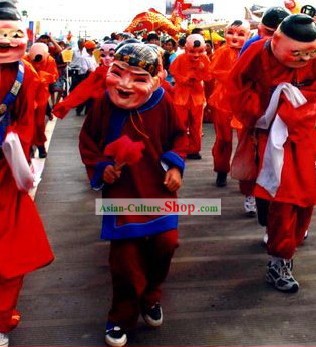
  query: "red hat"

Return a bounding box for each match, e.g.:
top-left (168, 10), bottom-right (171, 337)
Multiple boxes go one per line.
top-left (84, 40), bottom-right (96, 50)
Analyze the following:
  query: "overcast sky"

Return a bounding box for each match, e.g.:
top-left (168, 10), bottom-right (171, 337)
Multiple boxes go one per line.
top-left (16, 0), bottom-right (300, 39)
top-left (17, 0), bottom-right (289, 21)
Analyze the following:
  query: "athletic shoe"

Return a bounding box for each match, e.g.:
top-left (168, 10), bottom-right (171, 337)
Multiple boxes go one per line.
top-left (0, 333), bottom-right (9, 347)
top-left (244, 195), bottom-right (257, 217)
top-left (142, 302), bottom-right (163, 327)
top-left (266, 258), bottom-right (299, 293)
top-left (304, 229), bottom-right (309, 240)
top-left (105, 323), bottom-right (127, 347)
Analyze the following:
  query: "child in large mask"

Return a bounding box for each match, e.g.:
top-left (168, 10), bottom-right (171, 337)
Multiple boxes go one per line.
top-left (169, 33), bottom-right (212, 160)
top-left (208, 19), bottom-right (251, 188)
top-left (0, 1), bottom-right (54, 346)
top-left (228, 14), bottom-right (316, 293)
top-left (79, 41), bottom-right (187, 347)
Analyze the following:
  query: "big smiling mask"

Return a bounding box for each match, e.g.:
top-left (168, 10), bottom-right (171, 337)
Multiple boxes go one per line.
top-left (106, 42), bottom-right (160, 109)
top-left (0, 0), bottom-right (27, 64)
top-left (271, 14), bottom-right (316, 68)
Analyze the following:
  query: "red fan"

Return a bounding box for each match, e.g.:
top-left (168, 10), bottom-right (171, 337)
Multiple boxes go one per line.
top-left (104, 135), bottom-right (145, 169)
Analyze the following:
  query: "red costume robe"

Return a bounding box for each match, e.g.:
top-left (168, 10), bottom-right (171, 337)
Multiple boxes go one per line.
top-left (208, 44), bottom-right (241, 173)
top-left (227, 38), bottom-right (316, 258)
top-left (79, 87), bottom-right (187, 240)
top-left (0, 61), bottom-right (54, 278)
top-left (23, 54), bottom-right (58, 146)
top-left (170, 53), bottom-right (212, 154)
top-left (228, 39), bottom-right (316, 206)
top-left (0, 61), bottom-right (54, 332)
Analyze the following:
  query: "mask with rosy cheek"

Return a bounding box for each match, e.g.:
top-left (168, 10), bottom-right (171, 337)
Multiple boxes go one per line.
top-left (272, 32), bottom-right (316, 68)
top-left (225, 20), bottom-right (251, 49)
top-left (106, 42), bottom-right (160, 109)
top-left (0, 20), bottom-right (27, 63)
top-left (271, 14), bottom-right (316, 68)
top-left (100, 43), bottom-right (117, 67)
top-left (106, 61), bottom-right (159, 109)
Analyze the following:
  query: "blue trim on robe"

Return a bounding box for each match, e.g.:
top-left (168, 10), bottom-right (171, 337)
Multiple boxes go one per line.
top-left (104, 87), bottom-right (165, 146)
top-left (90, 161), bottom-right (114, 190)
top-left (91, 87), bottom-right (166, 188)
top-left (161, 151), bottom-right (185, 176)
top-left (101, 214), bottom-right (179, 240)
top-left (97, 87), bottom-right (178, 240)
top-left (0, 61), bottom-right (24, 147)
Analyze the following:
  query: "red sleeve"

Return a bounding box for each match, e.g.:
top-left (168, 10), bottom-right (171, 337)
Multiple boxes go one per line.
top-left (226, 40), bottom-right (268, 127)
top-left (210, 45), bottom-right (238, 83)
top-left (53, 66), bottom-right (108, 119)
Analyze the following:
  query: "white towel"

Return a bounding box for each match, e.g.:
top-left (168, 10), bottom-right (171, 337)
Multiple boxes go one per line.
top-left (2, 132), bottom-right (40, 192)
top-left (255, 83), bottom-right (306, 197)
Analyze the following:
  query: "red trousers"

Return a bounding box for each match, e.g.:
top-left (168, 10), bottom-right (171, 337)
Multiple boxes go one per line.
top-left (34, 103), bottom-right (47, 147)
top-left (108, 229), bottom-right (179, 329)
top-left (266, 202), bottom-right (313, 259)
top-left (212, 108), bottom-right (233, 173)
top-left (0, 275), bottom-right (23, 333)
top-left (174, 102), bottom-right (204, 154)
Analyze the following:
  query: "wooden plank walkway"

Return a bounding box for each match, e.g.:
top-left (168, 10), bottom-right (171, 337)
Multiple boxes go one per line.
top-left (10, 110), bottom-right (316, 346)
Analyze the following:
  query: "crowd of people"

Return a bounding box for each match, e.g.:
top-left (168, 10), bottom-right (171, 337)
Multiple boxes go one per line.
top-left (2, 0), bottom-right (316, 346)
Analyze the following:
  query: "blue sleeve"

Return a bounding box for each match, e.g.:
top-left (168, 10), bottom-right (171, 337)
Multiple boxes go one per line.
top-left (161, 151), bottom-right (185, 176)
top-left (90, 161), bottom-right (114, 190)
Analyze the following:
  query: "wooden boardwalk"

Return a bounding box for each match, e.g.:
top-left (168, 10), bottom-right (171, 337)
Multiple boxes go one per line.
top-left (11, 110), bottom-right (316, 346)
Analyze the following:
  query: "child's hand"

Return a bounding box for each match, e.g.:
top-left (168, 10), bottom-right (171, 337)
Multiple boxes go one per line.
top-left (103, 165), bottom-right (122, 184)
top-left (164, 167), bottom-right (182, 192)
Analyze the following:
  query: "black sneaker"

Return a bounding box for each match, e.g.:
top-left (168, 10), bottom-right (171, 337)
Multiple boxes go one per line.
top-left (216, 172), bottom-right (227, 187)
top-left (105, 323), bottom-right (127, 347)
top-left (187, 153), bottom-right (202, 160)
top-left (142, 302), bottom-right (163, 327)
top-left (266, 258), bottom-right (299, 293)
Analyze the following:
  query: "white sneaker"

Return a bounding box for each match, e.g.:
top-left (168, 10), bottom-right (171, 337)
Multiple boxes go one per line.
top-left (304, 229), bottom-right (309, 240)
top-left (0, 333), bottom-right (9, 347)
top-left (263, 232), bottom-right (268, 245)
top-left (244, 195), bottom-right (257, 216)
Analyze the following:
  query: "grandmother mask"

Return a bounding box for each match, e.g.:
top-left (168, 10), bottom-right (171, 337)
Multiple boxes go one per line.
top-left (106, 42), bottom-right (160, 109)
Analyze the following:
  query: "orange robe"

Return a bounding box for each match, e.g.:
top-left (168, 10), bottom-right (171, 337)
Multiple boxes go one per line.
top-left (170, 53), bottom-right (211, 154)
top-left (24, 54), bottom-right (58, 146)
top-left (208, 44), bottom-right (241, 173)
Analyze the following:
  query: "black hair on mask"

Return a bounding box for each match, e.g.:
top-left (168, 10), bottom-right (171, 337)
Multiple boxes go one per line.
top-left (280, 13), bottom-right (316, 42)
top-left (0, 0), bottom-right (21, 20)
top-left (261, 7), bottom-right (290, 30)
